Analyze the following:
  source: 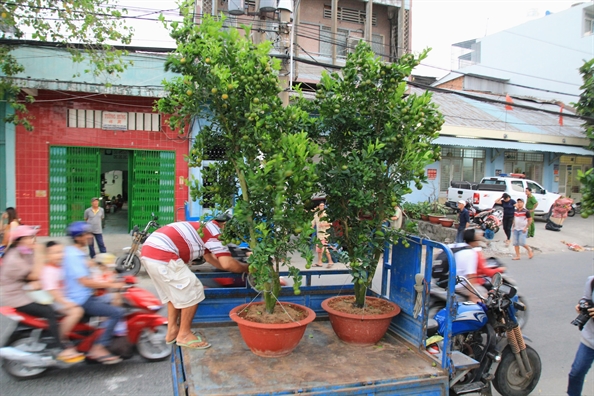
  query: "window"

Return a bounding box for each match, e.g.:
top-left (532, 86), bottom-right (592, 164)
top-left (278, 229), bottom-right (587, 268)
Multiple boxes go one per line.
top-left (67, 109), bottom-right (161, 132)
top-left (526, 181), bottom-right (545, 195)
top-left (510, 181), bottom-right (524, 192)
top-left (320, 26), bottom-right (348, 57)
top-left (439, 147), bottom-right (485, 191)
top-left (584, 11), bottom-right (594, 35)
top-left (503, 151), bottom-right (543, 184)
top-left (323, 5), bottom-right (377, 26)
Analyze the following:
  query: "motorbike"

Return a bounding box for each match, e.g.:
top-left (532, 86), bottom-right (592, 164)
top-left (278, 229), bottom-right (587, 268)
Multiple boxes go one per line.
top-left (117, 214), bottom-right (160, 275)
top-left (429, 273), bottom-right (541, 395)
top-left (428, 257), bottom-right (529, 329)
top-left (459, 199), bottom-right (502, 234)
top-left (0, 275), bottom-right (169, 379)
top-left (567, 202), bottom-right (581, 217)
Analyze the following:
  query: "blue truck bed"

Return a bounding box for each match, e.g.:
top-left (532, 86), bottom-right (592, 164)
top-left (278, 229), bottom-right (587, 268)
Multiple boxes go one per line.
top-left (172, 237), bottom-right (456, 395)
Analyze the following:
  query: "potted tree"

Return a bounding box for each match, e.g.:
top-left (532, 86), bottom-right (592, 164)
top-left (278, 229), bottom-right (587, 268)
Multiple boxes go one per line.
top-left (312, 43), bottom-right (444, 345)
top-left (158, 7), bottom-right (319, 357)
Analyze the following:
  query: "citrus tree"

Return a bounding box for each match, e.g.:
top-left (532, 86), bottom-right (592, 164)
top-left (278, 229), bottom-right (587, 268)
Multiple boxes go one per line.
top-left (574, 59), bottom-right (594, 218)
top-left (157, 4), bottom-right (319, 314)
top-left (312, 43), bottom-right (444, 308)
top-left (1, 0), bottom-right (133, 130)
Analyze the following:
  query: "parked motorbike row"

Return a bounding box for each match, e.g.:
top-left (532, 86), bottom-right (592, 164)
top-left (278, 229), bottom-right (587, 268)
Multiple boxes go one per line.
top-left (458, 199), bottom-right (503, 235)
top-left (0, 275), bottom-right (170, 379)
top-left (430, 273), bottom-right (541, 396)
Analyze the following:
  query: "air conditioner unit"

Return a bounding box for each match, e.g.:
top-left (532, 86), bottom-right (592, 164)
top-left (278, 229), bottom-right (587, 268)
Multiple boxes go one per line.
top-left (347, 36), bottom-right (361, 53)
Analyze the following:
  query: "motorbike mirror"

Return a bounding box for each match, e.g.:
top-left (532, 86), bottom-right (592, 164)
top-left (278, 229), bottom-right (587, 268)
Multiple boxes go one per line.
top-left (492, 272), bottom-right (503, 289)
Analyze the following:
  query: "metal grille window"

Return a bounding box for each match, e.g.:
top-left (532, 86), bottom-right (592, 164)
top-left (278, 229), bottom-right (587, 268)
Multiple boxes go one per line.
top-left (320, 26), bottom-right (348, 57)
top-left (442, 147), bottom-right (485, 159)
top-left (504, 151), bottom-right (543, 162)
top-left (323, 5), bottom-right (377, 26)
top-left (440, 147), bottom-right (485, 191)
top-left (584, 11), bottom-right (594, 35)
top-left (67, 109), bottom-right (161, 132)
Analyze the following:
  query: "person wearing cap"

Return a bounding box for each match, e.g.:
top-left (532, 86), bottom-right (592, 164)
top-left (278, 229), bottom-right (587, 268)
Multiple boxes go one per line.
top-left (495, 193), bottom-right (516, 246)
top-left (140, 215), bottom-right (250, 349)
top-left (456, 200), bottom-right (470, 243)
top-left (62, 221), bottom-right (125, 364)
top-left (0, 226), bottom-right (84, 363)
top-left (84, 197), bottom-right (106, 258)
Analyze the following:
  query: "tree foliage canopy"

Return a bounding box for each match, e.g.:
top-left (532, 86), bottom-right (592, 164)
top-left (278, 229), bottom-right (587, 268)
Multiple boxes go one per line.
top-left (158, 5), bottom-right (319, 314)
top-left (574, 58), bottom-right (594, 218)
top-left (1, 0), bottom-right (133, 129)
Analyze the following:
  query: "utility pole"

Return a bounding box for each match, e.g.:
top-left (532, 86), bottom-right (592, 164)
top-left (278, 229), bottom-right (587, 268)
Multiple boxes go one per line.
top-left (331, 0), bottom-right (338, 65)
top-left (278, 1), bottom-right (293, 106)
top-left (364, 0), bottom-right (373, 44)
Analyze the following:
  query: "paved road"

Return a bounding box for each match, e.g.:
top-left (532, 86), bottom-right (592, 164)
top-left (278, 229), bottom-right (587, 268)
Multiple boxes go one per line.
top-left (494, 251), bottom-right (594, 396)
top-left (1, 229), bottom-right (593, 395)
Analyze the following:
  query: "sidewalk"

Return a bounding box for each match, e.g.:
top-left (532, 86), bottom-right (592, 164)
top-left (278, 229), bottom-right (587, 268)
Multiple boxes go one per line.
top-left (35, 215), bottom-right (593, 266)
top-left (482, 215), bottom-right (594, 259)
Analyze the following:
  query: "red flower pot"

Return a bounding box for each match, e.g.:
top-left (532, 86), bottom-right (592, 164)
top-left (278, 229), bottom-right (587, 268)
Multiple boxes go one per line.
top-left (321, 296), bottom-right (401, 346)
top-left (428, 215), bottom-right (442, 224)
top-left (229, 302), bottom-right (316, 358)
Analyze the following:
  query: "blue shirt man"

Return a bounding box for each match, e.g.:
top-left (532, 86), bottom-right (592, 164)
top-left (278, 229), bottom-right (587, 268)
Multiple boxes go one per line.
top-left (456, 200), bottom-right (470, 243)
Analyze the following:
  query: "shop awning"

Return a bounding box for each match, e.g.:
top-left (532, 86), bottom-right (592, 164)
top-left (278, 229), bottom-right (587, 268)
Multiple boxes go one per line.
top-left (435, 136), bottom-right (593, 156)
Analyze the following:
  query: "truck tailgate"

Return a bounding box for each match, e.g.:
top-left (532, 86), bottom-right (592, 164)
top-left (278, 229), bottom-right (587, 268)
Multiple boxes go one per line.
top-left (174, 321), bottom-right (447, 395)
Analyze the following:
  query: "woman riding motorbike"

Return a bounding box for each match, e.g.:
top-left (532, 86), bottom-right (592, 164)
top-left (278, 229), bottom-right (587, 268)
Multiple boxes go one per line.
top-left (0, 226), bottom-right (83, 363)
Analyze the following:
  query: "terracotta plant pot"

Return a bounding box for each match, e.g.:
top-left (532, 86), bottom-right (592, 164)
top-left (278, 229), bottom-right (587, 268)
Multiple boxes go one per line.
top-left (321, 296), bottom-right (401, 346)
top-left (421, 214), bottom-right (429, 221)
top-left (428, 215), bottom-right (442, 224)
top-left (229, 302), bottom-right (316, 358)
top-left (439, 218), bottom-right (454, 227)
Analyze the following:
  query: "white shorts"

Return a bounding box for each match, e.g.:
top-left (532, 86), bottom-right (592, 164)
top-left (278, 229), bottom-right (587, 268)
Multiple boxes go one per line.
top-left (142, 257), bottom-right (205, 309)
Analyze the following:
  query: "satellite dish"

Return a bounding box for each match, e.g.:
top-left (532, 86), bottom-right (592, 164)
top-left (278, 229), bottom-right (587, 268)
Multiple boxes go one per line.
top-left (228, 0), bottom-right (245, 15)
top-left (260, 0), bottom-right (277, 12)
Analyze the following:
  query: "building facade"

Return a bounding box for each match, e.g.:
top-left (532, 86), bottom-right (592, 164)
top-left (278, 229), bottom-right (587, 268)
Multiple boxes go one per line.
top-left (1, 44), bottom-right (189, 235)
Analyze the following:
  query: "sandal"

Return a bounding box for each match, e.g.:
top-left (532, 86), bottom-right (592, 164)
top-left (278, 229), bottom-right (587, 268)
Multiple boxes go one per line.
top-left (86, 353), bottom-right (122, 365)
top-left (166, 339), bottom-right (177, 345)
top-left (313, 263), bottom-right (323, 267)
top-left (528, 251), bottom-right (534, 259)
top-left (176, 336), bottom-right (211, 350)
top-left (326, 263), bottom-right (334, 268)
top-left (512, 257), bottom-right (521, 261)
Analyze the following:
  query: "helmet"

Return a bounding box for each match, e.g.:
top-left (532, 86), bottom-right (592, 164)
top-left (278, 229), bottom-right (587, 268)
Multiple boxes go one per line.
top-left (67, 221), bottom-right (92, 238)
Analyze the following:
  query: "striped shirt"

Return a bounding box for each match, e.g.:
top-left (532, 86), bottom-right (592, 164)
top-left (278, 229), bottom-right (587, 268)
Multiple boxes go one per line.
top-left (512, 208), bottom-right (531, 230)
top-left (141, 221), bottom-right (231, 263)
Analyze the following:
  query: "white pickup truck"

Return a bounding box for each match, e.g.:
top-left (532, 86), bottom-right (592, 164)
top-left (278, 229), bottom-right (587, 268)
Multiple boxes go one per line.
top-left (446, 176), bottom-right (560, 219)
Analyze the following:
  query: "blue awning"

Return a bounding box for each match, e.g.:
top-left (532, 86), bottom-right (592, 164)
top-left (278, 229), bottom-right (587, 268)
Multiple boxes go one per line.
top-left (435, 136), bottom-right (593, 156)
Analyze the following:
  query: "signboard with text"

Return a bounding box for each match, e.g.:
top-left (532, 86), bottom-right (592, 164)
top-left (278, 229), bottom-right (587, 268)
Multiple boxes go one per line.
top-left (102, 112), bottom-right (128, 130)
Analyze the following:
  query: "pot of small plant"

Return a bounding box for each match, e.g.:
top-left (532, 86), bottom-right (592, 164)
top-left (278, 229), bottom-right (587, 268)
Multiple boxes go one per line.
top-left (159, 9), bottom-right (319, 357)
top-left (311, 43), bottom-right (444, 345)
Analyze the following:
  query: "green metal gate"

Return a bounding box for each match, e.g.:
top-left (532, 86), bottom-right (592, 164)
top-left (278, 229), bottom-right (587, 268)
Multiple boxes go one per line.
top-left (49, 146), bottom-right (100, 236)
top-left (128, 150), bottom-right (175, 230)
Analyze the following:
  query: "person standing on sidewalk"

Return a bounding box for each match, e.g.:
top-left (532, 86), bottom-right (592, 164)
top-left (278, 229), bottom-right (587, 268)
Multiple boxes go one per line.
top-left (511, 198), bottom-right (533, 260)
top-left (495, 193), bottom-right (516, 246)
top-left (84, 197), bottom-right (106, 258)
top-left (525, 188), bottom-right (538, 238)
top-left (456, 200), bottom-right (469, 243)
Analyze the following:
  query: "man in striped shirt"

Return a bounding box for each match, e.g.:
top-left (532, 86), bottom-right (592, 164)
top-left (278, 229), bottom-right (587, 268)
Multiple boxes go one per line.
top-left (140, 214), bottom-right (248, 349)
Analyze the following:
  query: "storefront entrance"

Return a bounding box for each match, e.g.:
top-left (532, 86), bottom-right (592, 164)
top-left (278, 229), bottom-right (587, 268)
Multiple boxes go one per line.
top-left (48, 146), bottom-right (175, 236)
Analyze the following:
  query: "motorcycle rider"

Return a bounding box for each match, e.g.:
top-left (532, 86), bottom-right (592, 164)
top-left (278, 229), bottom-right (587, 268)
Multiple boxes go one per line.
top-left (0, 226), bottom-right (84, 363)
top-left (452, 228), bottom-right (488, 303)
top-left (140, 214), bottom-right (250, 349)
top-left (62, 221), bottom-right (125, 364)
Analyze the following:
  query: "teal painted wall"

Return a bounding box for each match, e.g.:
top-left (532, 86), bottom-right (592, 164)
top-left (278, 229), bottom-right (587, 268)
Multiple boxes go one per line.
top-left (0, 102), bottom-right (16, 210)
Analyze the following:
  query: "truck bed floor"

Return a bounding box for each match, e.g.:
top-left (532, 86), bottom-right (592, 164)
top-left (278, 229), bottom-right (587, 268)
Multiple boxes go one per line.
top-left (179, 321), bottom-right (445, 395)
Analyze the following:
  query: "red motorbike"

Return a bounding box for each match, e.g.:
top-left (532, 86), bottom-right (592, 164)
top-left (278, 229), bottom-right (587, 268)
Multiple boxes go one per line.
top-left (0, 276), bottom-right (169, 379)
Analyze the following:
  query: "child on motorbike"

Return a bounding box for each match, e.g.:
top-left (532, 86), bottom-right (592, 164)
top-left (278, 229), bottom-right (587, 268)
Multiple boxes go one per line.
top-left (41, 241), bottom-right (85, 358)
top-left (89, 253), bottom-right (122, 306)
